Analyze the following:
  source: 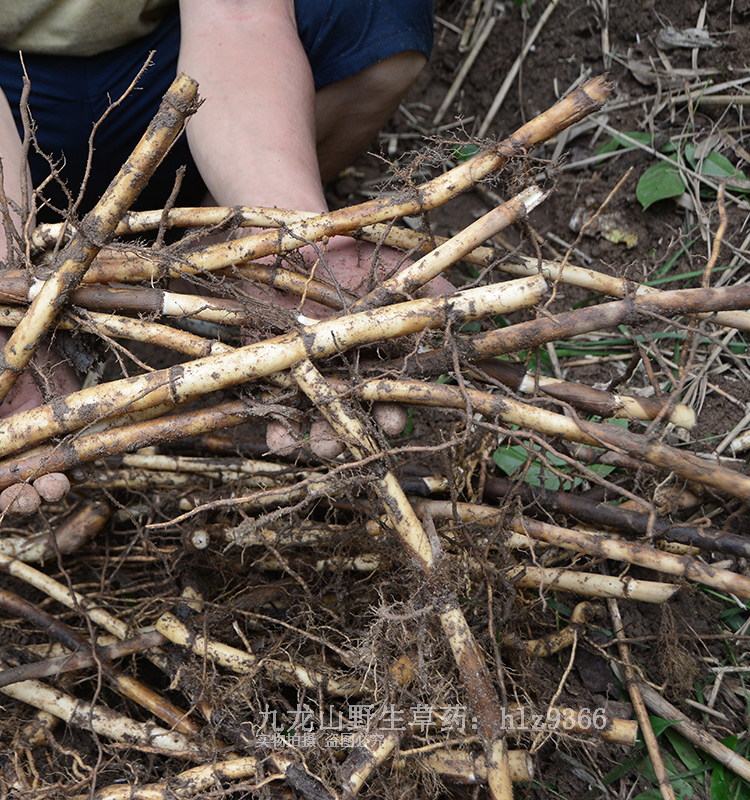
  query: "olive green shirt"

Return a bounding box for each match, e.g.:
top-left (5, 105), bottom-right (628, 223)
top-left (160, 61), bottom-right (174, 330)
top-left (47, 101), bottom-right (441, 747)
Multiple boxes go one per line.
top-left (0, 0), bottom-right (178, 56)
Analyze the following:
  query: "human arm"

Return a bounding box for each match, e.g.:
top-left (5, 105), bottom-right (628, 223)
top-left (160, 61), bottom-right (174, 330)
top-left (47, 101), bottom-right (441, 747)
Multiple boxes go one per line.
top-left (178, 0), bottom-right (451, 309)
top-left (178, 0), bottom-right (326, 214)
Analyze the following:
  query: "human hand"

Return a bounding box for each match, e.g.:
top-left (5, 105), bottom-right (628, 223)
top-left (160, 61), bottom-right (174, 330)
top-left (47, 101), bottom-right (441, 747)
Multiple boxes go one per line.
top-left (261, 235), bottom-right (452, 459)
top-left (0, 333), bottom-right (79, 516)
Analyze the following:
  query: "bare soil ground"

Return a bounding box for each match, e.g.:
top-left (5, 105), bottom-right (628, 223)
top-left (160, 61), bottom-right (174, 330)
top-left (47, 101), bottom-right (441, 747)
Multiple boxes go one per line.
top-left (2, 2), bottom-right (750, 799)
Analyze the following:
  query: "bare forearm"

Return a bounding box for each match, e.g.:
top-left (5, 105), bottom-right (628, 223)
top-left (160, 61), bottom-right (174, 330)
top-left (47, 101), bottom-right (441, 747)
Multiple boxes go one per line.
top-left (178, 0), bottom-right (327, 213)
top-left (0, 89), bottom-right (31, 262)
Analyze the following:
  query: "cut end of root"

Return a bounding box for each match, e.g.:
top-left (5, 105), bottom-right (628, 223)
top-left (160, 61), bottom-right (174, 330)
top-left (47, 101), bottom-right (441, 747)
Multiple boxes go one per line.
top-left (582, 74), bottom-right (614, 107)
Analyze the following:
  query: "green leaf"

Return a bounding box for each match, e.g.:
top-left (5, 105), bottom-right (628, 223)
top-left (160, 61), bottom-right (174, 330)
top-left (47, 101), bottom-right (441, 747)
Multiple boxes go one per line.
top-left (719, 734), bottom-right (739, 750)
top-left (493, 445), bottom-right (535, 480)
top-left (492, 443), bottom-right (563, 489)
top-left (452, 144), bottom-right (481, 162)
top-left (650, 715), bottom-right (683, 737)
top-left (720, 607), bottom-right (750, 633)
top-left (684, 144), bottom-right (747, 181)
top-left (597, 753), bottom-right (647, 788)
top-left (401, 407), bottom-right (414, 437)
top-left (637, 161), bottom-right (686, 209)
top-left (666, 729), bottom-right (704, 772)
top-left (492, 441), bottom-right (614, 490)
top-left (710, 765), bottom-right (731, 800)
top-left (459, 320), bottom-right (483, 332)
top-left (597, 131), bottom-right (653, 155)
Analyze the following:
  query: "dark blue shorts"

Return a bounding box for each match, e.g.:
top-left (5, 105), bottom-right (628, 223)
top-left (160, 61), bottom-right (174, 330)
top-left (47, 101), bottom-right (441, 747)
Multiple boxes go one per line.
top-left (0, 1), bottom-right (433, 218)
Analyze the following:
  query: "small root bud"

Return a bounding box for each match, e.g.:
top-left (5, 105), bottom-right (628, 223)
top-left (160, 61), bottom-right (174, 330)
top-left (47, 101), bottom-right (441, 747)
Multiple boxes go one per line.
top-left (0, 484), bottom-right (41, 516)
top-left (309, 419), bottom-right (346, 460)
top-left (373, 402), bottom-right (408, 436)
top-left (33, 473), bottom-right (71, 503)
top-left (266, 418), bottom-right (302, 456)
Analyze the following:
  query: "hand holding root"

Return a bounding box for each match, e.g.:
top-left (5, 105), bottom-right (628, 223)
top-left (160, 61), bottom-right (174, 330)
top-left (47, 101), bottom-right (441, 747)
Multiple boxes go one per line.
top-left (0, 78), bottom-right (607, 505)
top-left (261, 235), bottom-right (447, 459)
top-left (262, 187), bottom-right (549, 459)
top-left (0, 332), bottom-right (79, 516)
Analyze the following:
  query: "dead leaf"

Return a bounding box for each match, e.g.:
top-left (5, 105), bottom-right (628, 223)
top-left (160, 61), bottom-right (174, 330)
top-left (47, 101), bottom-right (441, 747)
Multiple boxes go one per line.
top-left (656, 26), bottom-right (720, 50)
top-left (569, 205), bottom-right (639, 249)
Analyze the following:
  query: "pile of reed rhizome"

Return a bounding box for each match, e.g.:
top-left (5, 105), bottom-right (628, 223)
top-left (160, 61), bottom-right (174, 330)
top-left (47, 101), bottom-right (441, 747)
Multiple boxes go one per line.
top-left (1, 74), bottom-right (750, 800)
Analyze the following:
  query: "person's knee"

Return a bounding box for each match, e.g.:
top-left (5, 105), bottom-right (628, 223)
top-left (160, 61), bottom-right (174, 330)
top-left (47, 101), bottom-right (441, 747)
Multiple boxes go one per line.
top-left (358, 50), bottom-right (427, 109)
top-left (315, 49), bottom-right (427, 180)
top-left (317, 50), bottom-right (426, 123)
